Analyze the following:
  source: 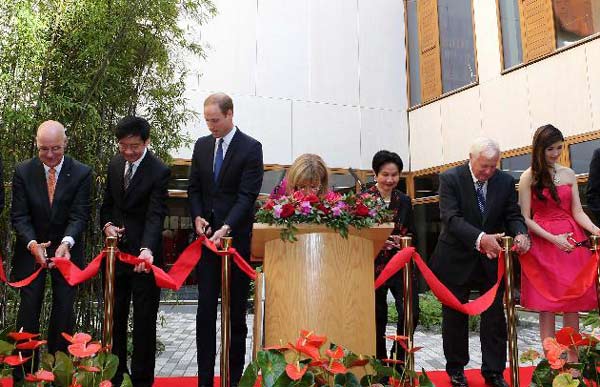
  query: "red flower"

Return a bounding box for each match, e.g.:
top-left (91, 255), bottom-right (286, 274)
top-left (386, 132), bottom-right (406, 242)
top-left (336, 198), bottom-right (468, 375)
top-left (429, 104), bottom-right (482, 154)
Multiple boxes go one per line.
top-left (99, 381), bottom-right (112, 387)
top-left (325, 346), bottom-right (344, 360)
top-left (299, 330), bottom-right (327, 348)
top-left (292, 191), bottom-right (306, 201)
top-left (3, 354), bottom-right (31, 366)
top-left (294, 338), bottom-right (321, 360)
top-left (385, 335), bottom-right (409, 342)
top-left (8, 332), bottom-right (39, 342)
top-left (304, 194), bottom-right (319, 204)
top-left (383, 358), bottom-right (405, 364)
top-left (280, 203), bottom-right (295, 218)
top-left (62, 332), bottom-right (92, 344)
top-left (324, 361), bottom-right (346, 374)
top-left (285, 362), bottom-right (307, 380)
top-left (263, 200), bottom-right (275, 211)
top-left (25, 370), bottom-right (55, 383)
top-left (355, 203), bottom-right (370, 216)
top-left (389, 376), bottom-right (402, 387)
top-left (325, 191), bottom-right (342, 203)
top-left (68, 342), bottom-right (101, 358)
top-left (16, 340), bottom-right (47, 350)
top-left (350, 358), bottom-right (369, 367)
top-left (316, 204), bottom-right (331, 215)
top-left (556, 327), bottom-right (583, 347)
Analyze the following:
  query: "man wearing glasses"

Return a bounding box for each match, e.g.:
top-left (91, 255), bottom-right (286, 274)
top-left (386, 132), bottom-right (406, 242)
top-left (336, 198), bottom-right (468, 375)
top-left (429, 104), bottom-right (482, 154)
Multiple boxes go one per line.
top-left (100, 116), bottom-right (170, 387)
top-left (11, 120), bottom-right (92, 382)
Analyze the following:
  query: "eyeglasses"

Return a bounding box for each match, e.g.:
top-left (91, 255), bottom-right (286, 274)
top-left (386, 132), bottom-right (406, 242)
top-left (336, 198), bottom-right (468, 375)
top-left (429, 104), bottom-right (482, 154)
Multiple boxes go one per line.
top-left (37, 145), bottom-right (65, 153)
top-left (118, 142), bottom-right (145, 151)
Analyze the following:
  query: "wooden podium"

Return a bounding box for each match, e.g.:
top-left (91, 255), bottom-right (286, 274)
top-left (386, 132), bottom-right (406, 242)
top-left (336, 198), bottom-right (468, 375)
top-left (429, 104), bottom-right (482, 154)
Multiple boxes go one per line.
top-left (251, 223), bottom-right (393, 357)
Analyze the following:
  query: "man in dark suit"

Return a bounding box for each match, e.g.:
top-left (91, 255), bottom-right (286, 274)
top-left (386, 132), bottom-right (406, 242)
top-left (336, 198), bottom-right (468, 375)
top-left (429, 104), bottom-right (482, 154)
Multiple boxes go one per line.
top-left (100, 116), bottom-right (170, 387)
top-left (586, 148), bottom-right (600, 222)
top-left (429, 137), bottom-right (529, 387)
top-left (11, 120), bottom-right (91, 380)
top-left (188, 93), bottom-right (263, 387)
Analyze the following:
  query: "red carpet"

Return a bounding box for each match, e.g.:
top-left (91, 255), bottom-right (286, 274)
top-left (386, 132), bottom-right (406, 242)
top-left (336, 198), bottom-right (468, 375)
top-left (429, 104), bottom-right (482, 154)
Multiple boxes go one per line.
top-left (0, 368), bottom-right (535, 387)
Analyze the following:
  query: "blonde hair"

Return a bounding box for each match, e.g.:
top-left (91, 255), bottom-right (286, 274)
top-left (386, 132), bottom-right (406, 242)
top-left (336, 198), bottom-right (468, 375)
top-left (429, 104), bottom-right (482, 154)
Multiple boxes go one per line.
top-left (286, 154), bottom-right (329, 196)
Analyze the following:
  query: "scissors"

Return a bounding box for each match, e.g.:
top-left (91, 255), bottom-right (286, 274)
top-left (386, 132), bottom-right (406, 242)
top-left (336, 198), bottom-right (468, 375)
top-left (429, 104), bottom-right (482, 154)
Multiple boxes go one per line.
top-left (568, 236), bottom-right (590, 248)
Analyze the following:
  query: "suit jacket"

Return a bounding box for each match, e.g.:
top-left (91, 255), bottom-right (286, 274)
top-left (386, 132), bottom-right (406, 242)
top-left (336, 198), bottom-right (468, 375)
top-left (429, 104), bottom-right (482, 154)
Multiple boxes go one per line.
top-left (11, 156), bottom-right (92, 278)
top-left (188, 128), bottom-right (263, 257)
top-left (586, 148), bottom-right (600, 221)
top-left (430, 163), bottom-right (527, 286)
top-left (100, 151), bottom-right (170, 267)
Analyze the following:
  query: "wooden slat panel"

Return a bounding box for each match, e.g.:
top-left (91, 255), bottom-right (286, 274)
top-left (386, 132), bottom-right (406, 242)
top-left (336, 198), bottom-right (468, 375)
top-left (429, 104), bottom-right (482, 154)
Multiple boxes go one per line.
top-left (519, 0), bottom-right (557, 62)
top-left (417, 0), bottom-right (442, 102)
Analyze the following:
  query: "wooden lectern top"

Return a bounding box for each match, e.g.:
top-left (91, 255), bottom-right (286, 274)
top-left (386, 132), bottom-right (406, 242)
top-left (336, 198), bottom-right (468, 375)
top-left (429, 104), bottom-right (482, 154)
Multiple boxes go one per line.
top-left (251, 222), bottom-right (394, 260)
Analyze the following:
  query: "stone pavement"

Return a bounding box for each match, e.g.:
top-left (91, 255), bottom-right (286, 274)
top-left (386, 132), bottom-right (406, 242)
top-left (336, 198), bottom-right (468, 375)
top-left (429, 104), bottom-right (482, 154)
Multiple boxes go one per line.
top-left (155, 304), bottom-right (550, 377)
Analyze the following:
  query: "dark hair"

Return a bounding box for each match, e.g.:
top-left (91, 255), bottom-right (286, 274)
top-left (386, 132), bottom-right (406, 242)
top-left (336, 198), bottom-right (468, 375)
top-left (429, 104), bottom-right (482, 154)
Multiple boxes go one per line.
top-left (204, 92), bottom-right (234, 115)
top-left (372, 150), bottom-right (404, 175)
top-left (115, 116), bottom-right (150, 141)
top-left (531, 124), bottom-right (564, 203)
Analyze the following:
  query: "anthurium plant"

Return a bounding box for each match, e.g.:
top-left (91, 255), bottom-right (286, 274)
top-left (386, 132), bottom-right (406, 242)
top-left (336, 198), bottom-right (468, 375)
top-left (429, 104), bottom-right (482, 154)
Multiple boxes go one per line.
top-left (520, 326), bottom-right (600, 387)
top-left (0, 330), bottom-right (131, 387)
top-left (256, 191), bottom-right (393, 242)
top-left (239, 330), bottom-right (434, 387)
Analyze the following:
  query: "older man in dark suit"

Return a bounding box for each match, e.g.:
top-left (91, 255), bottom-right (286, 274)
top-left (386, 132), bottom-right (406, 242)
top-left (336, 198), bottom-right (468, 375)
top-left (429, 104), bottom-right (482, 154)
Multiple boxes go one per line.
top-left (430, 137), bottom-right (529, 387)
top-left (100, 116), bottom-right (170, 387)
top-left (11, 120), bottom-right (91, 381)
top-left (188, 92), bottom-right (263, 387)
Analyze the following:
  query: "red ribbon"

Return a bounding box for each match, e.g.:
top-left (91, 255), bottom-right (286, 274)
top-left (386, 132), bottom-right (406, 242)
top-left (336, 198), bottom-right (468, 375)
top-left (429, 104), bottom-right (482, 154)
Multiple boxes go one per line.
top-left (518, 249), bottom-right (598, 302)
top-left (0, 237), bottom-right (256, 290)
top-left (374, 247), bottom-right (505, 316)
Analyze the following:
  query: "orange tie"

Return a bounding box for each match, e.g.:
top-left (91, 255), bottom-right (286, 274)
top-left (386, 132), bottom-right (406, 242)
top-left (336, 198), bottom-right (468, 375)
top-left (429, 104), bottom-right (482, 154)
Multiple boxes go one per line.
top-left (48, 167), bottom-right (56, 205)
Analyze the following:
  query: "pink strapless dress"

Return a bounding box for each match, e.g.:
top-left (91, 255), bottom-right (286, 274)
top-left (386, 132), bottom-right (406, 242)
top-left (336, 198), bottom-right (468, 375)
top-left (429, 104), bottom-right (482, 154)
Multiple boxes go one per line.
top-left (520, 185), bottom-right (598, 312)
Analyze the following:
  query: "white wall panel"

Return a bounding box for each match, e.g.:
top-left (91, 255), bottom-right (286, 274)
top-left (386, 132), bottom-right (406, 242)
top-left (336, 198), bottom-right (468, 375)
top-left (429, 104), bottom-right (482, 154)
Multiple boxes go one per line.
top-left (309, 0), bottom-right (359, 106)
top-left (586, 39), bottom-right (600, 133)
top-left (256, 0), bottom-right (310, 100)
top-left (193, 0), bottom-right (257, 95)
top-left (359, 108), bottom-right (409, 170)
top-left (527, 45), bottom-right (593, 137)
top-left (292, 101), bottom-right (361, 168)
top-left (472, 0), bottom-right (502, 84)
top-left (358, 0), bottom-right (406, 111)
top-left (409, 103), bottom-right (443, 170)
top-left (439, 87), bottom-right (482, 163)
top-left (480, 70), bottom-right (532, 150)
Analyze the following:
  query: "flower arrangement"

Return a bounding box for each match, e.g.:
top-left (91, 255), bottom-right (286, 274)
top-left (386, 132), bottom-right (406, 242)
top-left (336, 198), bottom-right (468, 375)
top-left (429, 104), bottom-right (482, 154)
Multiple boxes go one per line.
top-left (0, 330), bottom-right (129, 387)
top-left (256, 191), bottom-right (393, 242)
top-left (520, 326), bottom-right (600, 387)
top-left (239, 329), bottom-right (433, 387)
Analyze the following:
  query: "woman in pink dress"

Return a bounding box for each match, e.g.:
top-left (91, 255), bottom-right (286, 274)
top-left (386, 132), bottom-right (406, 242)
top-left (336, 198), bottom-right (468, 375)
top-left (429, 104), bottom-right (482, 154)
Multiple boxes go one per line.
top-left (518, 124), bottom-right (600, 354)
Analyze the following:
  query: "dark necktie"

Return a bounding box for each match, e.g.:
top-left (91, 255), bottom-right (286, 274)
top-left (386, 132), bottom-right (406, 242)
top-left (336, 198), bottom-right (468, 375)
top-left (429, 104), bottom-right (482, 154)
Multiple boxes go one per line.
top-left (476, 180), bottom-right (486, 214)
top-left (124, 162), bottom-right (134, 190)
top-left (214, 138), bottom-right (224, 183)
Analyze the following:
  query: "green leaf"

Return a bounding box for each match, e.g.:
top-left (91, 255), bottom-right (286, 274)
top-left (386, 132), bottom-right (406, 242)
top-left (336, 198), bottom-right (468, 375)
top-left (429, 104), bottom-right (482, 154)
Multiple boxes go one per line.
top-left (98, 352), bottom-right (120, 381)
top-left (120, 373), bottom-right (133, 387)
top-left (40, 352), bottom-right (55, 371)
top-left (0, 340), bottom-right (14, 355)
top-left (418, 368), bottom-right (435, 387)
top-left (53, 351), bottom-right (74, 387)
top-left (257, 350), bottom-right (287, 387)
top-left (239, 362), bottom-right (259, 387)
top-left (334, 372), bottom-right (360, 387)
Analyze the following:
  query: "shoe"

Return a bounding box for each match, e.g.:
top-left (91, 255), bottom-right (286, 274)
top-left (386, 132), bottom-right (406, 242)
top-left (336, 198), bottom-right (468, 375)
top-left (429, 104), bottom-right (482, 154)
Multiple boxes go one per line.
top-left (449, 371), bottom-right (468, 387)
top-left (484, 373), bottom-right (509, 387)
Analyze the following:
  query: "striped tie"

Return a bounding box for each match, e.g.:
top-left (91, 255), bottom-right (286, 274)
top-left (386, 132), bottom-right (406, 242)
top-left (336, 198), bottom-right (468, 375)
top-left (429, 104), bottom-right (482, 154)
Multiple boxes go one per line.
top-left (47, 167), bottom-right (56, 205)
top-left (476, 180), bottom-right (486, 214)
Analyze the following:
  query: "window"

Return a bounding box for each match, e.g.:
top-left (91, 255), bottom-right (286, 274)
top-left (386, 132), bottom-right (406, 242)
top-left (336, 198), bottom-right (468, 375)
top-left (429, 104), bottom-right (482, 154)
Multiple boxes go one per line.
top-left (569, 138), bottom-right (600, 174)
top-left (498, 0), bottom-right (600, 69)
top-left (413, 173), bottom-right (439, 198)
top-left (260, 168), bottom-right (286, 195)
top-left (406, 0), bottom-right (477, 106)
top-left (501, 153), bottom-right (532, 181)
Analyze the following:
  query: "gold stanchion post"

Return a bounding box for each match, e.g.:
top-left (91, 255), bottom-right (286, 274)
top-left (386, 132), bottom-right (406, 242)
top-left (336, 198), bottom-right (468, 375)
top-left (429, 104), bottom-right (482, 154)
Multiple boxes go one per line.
top-left (501, 236), bottom-right (519, 387)
top-left (591, 235), bottom-right (600, 311)
top-left (400, 236), bottom-right (415, 386)
top-left (103, 236), bottom-right (118, 349)
top-left (220, 236), bottom-right (233, 387)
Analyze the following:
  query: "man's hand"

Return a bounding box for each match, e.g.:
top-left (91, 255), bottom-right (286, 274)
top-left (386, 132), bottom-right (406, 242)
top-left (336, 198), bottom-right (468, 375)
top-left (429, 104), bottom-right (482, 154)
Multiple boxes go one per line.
top-left (209, 225), bottom-right (230, 247)
top-left (480, 233), bottom-right (504, 259)
top-left (104, 224), bottom-right (125, 238)
top-left (194, 216), bottom-right (212, 237)
top-left (135, 249), bottom-right (153, 273)
top-left (513, 234), bottom-right (531, 254)
top-left (29, 241), bottom-right (51, 268)
top-left (54, 242), bottom-right (72, 261)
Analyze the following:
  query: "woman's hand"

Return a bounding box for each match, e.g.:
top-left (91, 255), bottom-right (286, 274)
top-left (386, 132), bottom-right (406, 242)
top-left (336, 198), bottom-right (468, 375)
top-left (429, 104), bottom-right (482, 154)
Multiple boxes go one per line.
top-left (552, 232), bottom-right (574, 252)
top-left (591, 226), bottom-right (600, 236)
